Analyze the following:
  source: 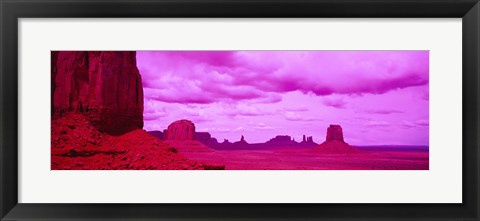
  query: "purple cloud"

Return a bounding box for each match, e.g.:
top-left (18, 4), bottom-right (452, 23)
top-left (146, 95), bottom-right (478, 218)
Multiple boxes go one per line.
top-left (366, 121), bottom-right (391, 127)
top-left (363, 109), bottom-right (404, 114)
top-left (401, 119), bottom-right (429, 128)
top-left (284, 112), bottom-right (322, 122)
top-left (322, 97), bottom-right (347, 109)
top-left (284, 106), bottom-right (309, 112)
top-left (138, 51), bottom-right (429, 104)
top-left (222, 104), bottom-right (273, 117)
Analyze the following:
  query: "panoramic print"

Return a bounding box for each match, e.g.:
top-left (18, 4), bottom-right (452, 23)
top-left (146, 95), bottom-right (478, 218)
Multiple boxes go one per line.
top-left (51, 51), bottom-right (429, 170)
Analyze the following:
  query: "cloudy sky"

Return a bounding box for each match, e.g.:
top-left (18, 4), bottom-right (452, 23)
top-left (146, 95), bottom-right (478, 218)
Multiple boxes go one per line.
top-left (137, 51), bottom-right (429, 145)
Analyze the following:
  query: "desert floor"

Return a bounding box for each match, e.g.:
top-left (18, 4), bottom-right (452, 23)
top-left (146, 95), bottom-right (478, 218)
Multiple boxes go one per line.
top-left (180, 148), bottom-right (429, 170)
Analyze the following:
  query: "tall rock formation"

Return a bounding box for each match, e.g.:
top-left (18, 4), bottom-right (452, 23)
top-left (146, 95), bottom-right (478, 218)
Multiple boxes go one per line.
top-left (299, 135), bottom-right (316, 147)
top-left (326, 125), bottom-right (344, 142)
top-left (51, 51), bottom-right (143, 135)
top-left (163, 120), bottom-right (213, 152)
top-left (234, 135), bottom-right (248, 145)
top-left (315, 124), bottom-right (357, 153)
top-left (165, 120), bottom-right (195, 141)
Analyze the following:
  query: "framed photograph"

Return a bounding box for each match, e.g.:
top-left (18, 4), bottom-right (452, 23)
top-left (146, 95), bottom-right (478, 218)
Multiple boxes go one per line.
top-left (1, 0), bottom-right (479, 220)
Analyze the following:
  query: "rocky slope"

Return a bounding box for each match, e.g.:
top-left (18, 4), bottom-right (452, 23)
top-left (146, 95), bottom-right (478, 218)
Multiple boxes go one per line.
top-left (51, 113), bottom-right (223, 170)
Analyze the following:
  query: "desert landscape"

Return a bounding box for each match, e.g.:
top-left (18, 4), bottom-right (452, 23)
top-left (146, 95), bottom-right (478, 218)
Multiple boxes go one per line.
top-left (51, 51), bottom-right (429, 170)
top-left (148, 120), bottom-right (428, 170)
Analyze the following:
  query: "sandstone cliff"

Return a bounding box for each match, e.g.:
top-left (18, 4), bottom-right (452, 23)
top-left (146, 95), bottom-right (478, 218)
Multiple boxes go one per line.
top-left (51, 51), bottom-right (143, 135)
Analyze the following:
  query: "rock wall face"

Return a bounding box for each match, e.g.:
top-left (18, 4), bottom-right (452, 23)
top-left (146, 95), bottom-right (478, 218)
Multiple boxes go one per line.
top-left (326, 124), bottom-right (345, 142)
top-left (165, 120), bottom-right (195, 141)
top-left (51, 51), bottom-right (144, 135)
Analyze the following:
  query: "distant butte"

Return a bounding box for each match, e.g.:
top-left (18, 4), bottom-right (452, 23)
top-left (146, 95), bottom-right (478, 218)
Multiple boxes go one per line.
top-left (315, 124), bottom-right (358, 153)
top-left (161, 120), bottom-right (214, 153)
top-left (326, 124), bottom-right (344, 142)
top-left (149, 126), bottom-right (318, 150)
top-left (165, 119), bottom-right (195, 141)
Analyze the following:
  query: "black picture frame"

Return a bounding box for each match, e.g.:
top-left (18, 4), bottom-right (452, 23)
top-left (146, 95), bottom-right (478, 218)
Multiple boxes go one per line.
top-left (1, 0), bottom-right (479, 220)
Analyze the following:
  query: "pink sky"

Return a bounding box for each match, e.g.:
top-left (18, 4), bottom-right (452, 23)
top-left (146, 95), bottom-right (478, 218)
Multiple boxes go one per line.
top-left (137, 51), bottom-right (429, 145)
